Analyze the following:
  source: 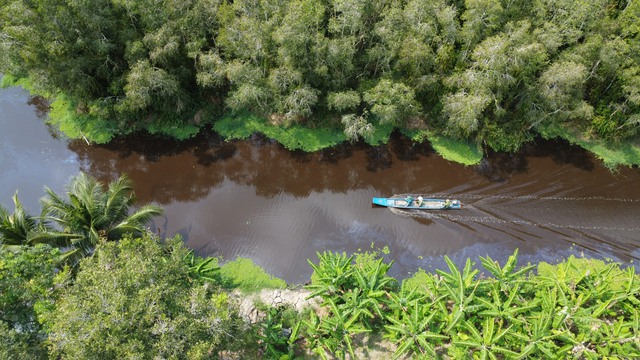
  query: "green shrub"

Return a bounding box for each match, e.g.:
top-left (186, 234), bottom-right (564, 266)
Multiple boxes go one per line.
top-left (42, 235), bottom-right (248, 359)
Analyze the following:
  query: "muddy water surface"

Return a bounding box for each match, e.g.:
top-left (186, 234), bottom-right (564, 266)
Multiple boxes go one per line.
top-left (2, 85), bottom-right (639, 283)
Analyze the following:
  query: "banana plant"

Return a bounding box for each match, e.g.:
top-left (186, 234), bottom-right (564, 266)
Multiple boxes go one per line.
top-left (384, 297), bottom-right (448, 359)
top-left (476, 281), bottom-right (539, 326)
top-left (479, 249), bottom-right (535, 289)
top-left (306, 251), bottom-right (354, 300)
top-left (511, 287), bottom-right (576, 359)
top-left (353, 257), bottom-right (396, 293)
top-left (337, 288), bottom-right (376, 328)
top-left (596, 309), bottom-right (640, 358)
top-left (258, 307), bottom-right (292, 359)
top-left (183, 250), bottom-right (220, 283)
top-left (385, 280), bottom-right (429, 318)
top-left (453, 318), bottom-right (519, 360)
top-left (436, 257), bottom-right (481, 332)
top-left (351, 257), bottom-right (396, 325)
top-left (303, 298), bottom-right (370, 360)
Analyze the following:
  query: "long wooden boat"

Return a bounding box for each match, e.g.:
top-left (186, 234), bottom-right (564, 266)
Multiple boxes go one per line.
top-left (372, 196), bottom-right (461, 210)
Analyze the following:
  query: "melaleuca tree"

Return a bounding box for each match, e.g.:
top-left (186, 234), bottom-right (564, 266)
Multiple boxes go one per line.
top-left (367, 0), bottom-right (458, 125)
top-left (459, 0), bottom-right (505, 55)
top-left (364, 79), bottom-right (421, 126)
top-left (114, 0), bottom-right (223, 124)
top-left (271, 0), bottom-right (325, 122)
top-left (535, 60), bottom-right (593, 126)
top-left (443, 21), bottom-right (548, 151)
top-left (215, 0), bottom-right (281, 116)
top-left (530, 0), bottom-right (608, 53)
top-left (0, 0), bottom-right (222, 139)
top-left (0, 0), bottom-right (132, 99)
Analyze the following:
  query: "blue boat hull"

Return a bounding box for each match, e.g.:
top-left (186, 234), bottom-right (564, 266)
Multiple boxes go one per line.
top-left (372, 197), bottom-right (461, 210)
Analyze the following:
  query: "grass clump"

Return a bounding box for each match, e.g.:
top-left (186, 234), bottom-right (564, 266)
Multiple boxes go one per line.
top-left (214, 112), bottom-right (346, 152)
top-left (404, 129), bottom-right (483, 165)
top-left (144, 122), bottom-right (200, 141)
top-left (47, 94), bottom-right (115, 144)
top-left (219, 257), bottom-right (286, 292)
top-left (364, 122), bottom-right (396, 146)
top-left (0, 74), bottom-right (33, 90)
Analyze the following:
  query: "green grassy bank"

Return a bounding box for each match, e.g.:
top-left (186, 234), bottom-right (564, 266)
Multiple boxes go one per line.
top-left (4, 74), bottom-right (640, 168)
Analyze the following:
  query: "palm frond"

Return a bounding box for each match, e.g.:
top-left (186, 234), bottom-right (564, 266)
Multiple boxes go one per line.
top-left (0, 192), bottom-right (38, 245)
top-left (26, 230), bottom-right (83, 247)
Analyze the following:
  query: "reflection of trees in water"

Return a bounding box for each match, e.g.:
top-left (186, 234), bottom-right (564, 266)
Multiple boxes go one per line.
top-left (67, 130), bottom-right (576, 205)
top-left (475, 152), bottom-right (527, 182)
top-left (27, 95), bottom-right (65, 141)
top-left (390, 133), bottom-right (435, 161)
top-left (248, 142), bottom-right (358, 198)
top-left (366, 146), bottom-right (392, 172)
top-left (68, 132), bottom-right (228, 204)
top-left (27, 95), bottom-right (50, 119)
top-left (527, 138), bottom-right (594, 171)
top-left (475, 137), bottom-right (594, 181)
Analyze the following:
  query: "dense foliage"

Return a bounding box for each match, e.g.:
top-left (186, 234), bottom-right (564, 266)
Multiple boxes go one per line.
top-left (1, 0), bottom-right (639, 153)
top-left (303, 249), bottom-right (640, 359)
top-left (3, 231), bottom-right (640, 359)
top-left (42, 236), bottom-right (249, 359)
top-left (0, 245), bottom-right (61, 359)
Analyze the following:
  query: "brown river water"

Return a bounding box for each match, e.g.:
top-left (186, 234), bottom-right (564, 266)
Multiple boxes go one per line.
top-left (2, 84), bottom-right (639, 283)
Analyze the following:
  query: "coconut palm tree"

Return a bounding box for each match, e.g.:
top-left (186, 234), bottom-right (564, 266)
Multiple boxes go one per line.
top-left (40, 173), bottom-right (163, 259)
top-left (0, 193), bottom-right (77, 252)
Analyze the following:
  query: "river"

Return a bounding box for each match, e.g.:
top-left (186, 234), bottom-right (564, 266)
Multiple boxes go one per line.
top-left (1, 84), bottom-right (639, 283)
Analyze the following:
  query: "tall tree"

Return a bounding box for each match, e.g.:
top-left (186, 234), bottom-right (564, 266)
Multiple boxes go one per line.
top-left (530, 0), bottom-right (608, 53)
top-left (443, 21), bottom-right (548, 151)
top-left (364, 79), bottom-right (421, 126)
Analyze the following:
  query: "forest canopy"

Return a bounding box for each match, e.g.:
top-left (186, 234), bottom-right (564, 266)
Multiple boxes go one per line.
top-left (1, 0), bottom-right (639, 153)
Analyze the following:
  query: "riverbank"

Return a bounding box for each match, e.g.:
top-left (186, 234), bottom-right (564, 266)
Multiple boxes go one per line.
top-left (3, 74), bottom-right (640, 169)
top-left (8, 237), bottom-right (639, 359)
top-left (235, 250), bottom-right (640, 359)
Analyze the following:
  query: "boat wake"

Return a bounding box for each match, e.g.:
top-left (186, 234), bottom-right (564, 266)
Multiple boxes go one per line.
top-left (388, 208), bottom-right (640, 232)
top-left (426, 193), bottom-right (640, 203)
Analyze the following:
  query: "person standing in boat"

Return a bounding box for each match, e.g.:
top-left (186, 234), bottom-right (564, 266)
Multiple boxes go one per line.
top-left (416, 196), bottom-right (423, 207)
